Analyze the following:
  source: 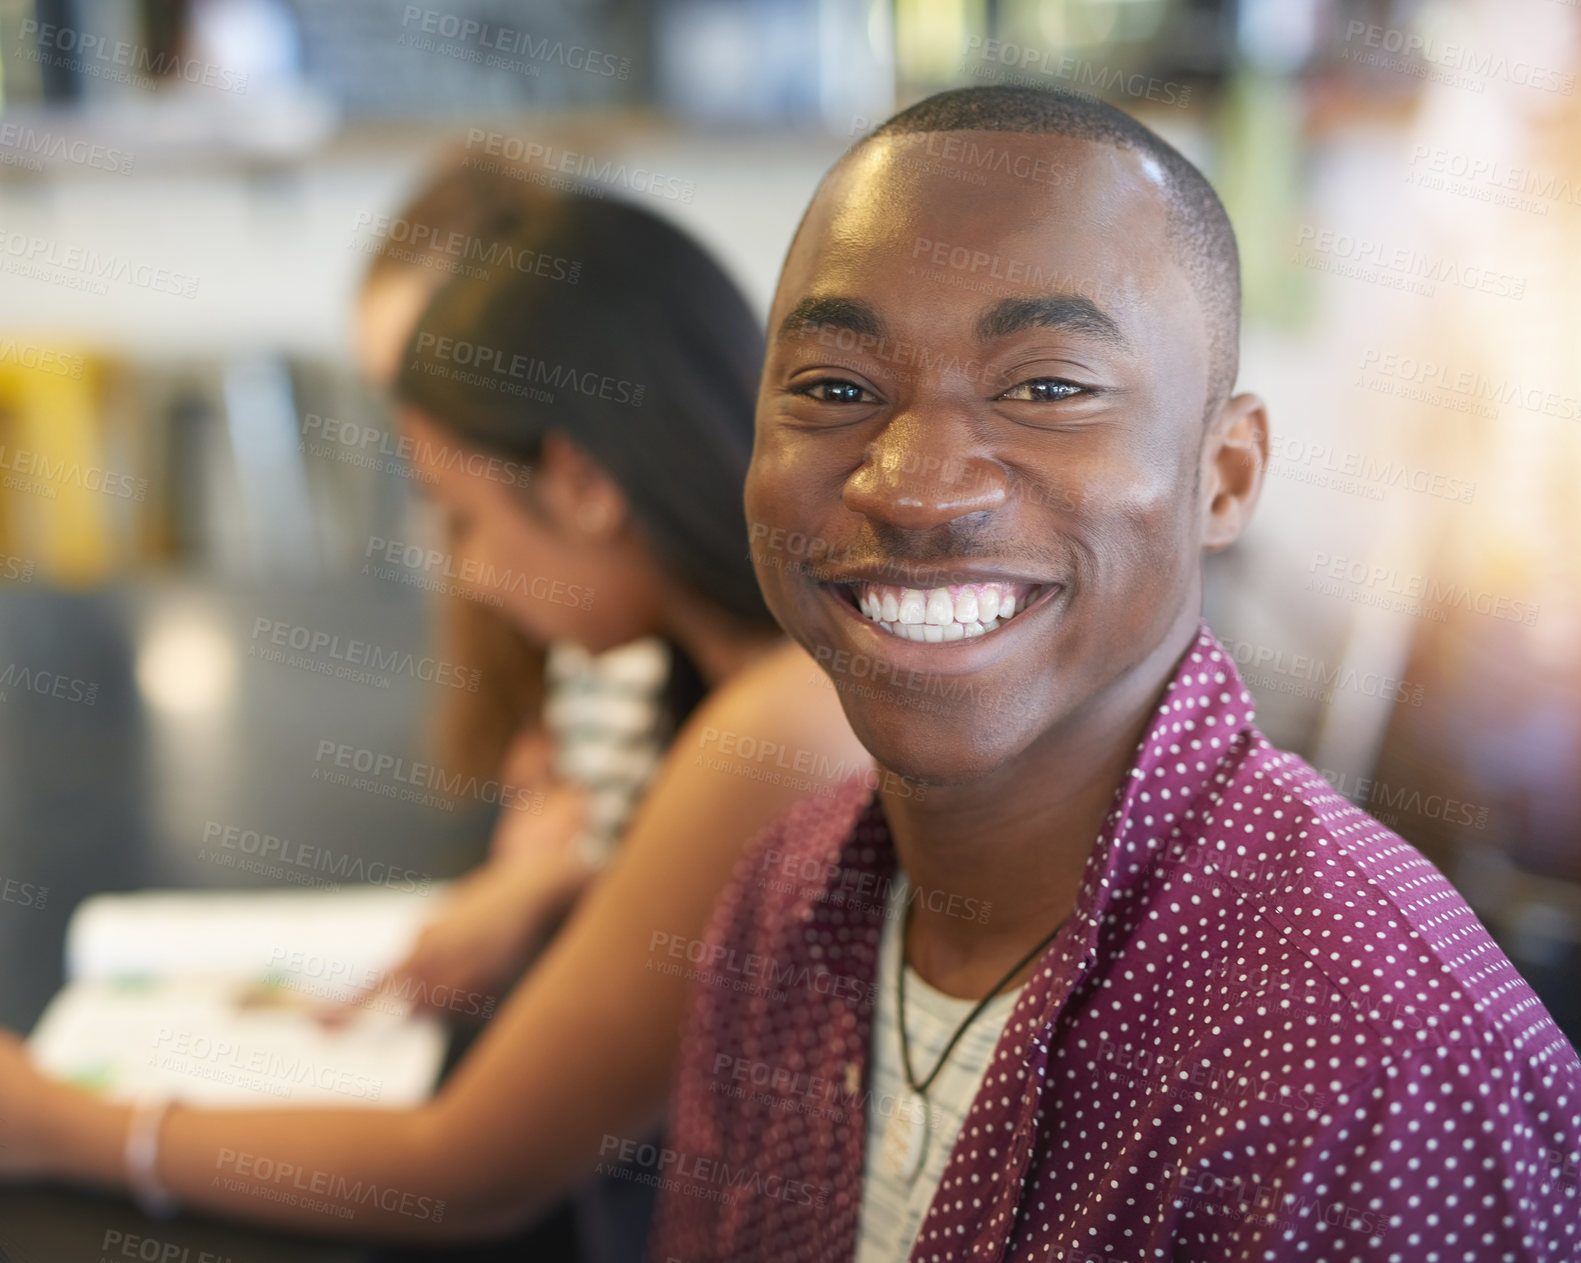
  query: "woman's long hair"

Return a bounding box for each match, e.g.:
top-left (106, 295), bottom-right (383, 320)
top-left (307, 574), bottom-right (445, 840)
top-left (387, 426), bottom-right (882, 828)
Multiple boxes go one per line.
top-left (394, 189), bottom-right (775, 721)
top-left (363, 154), bottom-right (555, 779)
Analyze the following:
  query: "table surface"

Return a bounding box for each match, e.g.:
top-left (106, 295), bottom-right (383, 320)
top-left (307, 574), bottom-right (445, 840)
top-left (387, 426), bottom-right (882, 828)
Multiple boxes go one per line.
top-left (0, 576), bottom-right (494, 1260)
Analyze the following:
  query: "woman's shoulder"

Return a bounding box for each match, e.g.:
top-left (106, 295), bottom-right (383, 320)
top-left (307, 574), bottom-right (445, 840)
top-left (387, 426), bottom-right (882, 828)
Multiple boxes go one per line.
top-left (679, 641), bottom-right (872, 790)
top-left (694, 638), bottom-right (855, 734)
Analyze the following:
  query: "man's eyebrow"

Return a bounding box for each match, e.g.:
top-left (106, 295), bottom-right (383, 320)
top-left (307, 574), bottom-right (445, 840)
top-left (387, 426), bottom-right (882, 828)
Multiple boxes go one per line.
top-left (775, 296), bottom-right (885, 342)
top-left (976, 295), bottom-right (1126, 347)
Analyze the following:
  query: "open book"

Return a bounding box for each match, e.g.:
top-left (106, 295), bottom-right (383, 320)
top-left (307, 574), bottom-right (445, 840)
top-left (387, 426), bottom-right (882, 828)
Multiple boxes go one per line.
top-left (27, 885), bottom-right (450, 1108)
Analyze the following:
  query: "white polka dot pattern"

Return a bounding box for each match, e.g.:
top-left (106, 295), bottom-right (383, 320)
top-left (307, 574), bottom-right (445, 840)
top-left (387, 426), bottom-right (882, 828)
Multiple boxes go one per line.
top-left (648, 623), bottom-right (1581, 1262)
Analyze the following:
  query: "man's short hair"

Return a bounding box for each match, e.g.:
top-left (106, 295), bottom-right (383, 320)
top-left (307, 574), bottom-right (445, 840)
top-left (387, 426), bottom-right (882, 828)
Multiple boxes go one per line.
top-left (860, 86), bottom-right (1241, 419)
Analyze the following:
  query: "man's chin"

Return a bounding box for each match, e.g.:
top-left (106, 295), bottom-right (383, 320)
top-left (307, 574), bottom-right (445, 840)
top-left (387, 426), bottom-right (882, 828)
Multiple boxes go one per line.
top-left (839, 702), bottom-right (1040, 790)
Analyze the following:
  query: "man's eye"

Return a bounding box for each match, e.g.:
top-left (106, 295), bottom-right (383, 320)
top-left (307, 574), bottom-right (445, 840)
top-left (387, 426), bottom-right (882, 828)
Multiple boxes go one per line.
top-left (792, 379), bottom-right (878, 405)
top-left (999, 378), bottom-right (1084, 402)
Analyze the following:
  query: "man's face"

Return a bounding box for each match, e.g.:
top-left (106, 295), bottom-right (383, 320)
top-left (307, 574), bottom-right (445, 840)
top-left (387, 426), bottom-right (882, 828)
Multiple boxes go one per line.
top-left (745, 131), bottom-right (1216, 784)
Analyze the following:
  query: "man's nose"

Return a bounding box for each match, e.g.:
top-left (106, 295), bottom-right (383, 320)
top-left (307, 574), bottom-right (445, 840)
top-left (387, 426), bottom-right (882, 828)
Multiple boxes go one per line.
top-left (841, 415), bottom-right (1008, 530)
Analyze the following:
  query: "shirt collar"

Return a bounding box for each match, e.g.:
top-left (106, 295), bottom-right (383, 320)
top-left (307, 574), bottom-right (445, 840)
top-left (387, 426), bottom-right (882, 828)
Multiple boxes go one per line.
top-left (811, 621), bottom-right (1257, 982)
top-left (1063, 620), bottom-right (1259, 966)
top-left (908, 621), bottom-right (1260, 1255)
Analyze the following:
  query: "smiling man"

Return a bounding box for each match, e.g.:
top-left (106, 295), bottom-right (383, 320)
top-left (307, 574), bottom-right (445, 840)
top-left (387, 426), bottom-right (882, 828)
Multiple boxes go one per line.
top-left (648, 87), bottom-right (1581, 1262)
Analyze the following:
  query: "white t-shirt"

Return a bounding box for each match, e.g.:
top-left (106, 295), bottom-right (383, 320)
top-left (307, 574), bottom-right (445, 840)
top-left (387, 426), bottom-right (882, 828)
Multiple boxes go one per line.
top-left (854, 877), bottom-right (1022, 1263)
top-left (543, 637), bottom-right (669, 867)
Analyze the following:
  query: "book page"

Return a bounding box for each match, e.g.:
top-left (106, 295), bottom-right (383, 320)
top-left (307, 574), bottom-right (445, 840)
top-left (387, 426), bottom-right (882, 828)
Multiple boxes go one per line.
top-left (28, 885), bottom-right (454, 1107)
top-left (64, 884), bottom-right (447, 982)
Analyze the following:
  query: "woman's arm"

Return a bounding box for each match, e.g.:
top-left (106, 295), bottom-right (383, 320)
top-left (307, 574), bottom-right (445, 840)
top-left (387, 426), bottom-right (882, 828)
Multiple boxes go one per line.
top-left (5, 640), bottom-right (869, 1243)
top-left (345, 782), bottom-right (594, 1017)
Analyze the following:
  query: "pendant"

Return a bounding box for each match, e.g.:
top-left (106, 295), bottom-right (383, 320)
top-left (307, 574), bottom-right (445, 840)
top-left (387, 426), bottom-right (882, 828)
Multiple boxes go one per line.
top-left (881, 1091), bottom-right (930, 1184)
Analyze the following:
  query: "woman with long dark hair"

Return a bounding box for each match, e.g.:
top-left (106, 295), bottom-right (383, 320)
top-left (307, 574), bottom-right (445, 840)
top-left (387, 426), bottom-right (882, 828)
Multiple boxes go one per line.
top-left (351, 156), bottom-right (676, 1015)
top-left (0, 188), bottom-right (869, 1248)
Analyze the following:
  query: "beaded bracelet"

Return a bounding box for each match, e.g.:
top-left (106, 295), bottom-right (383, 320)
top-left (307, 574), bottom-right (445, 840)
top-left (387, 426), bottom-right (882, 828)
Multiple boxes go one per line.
top-left (124, 1096), bottom-right (179, 1219)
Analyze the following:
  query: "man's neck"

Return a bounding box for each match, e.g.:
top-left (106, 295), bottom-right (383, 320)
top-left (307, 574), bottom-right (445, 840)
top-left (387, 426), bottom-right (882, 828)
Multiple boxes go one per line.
top-left (878, 617), bottom-right (1199, 1000)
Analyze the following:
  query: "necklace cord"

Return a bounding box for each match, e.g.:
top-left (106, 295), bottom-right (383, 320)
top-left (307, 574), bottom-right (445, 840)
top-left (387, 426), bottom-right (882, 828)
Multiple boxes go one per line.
top-left (897, 900), bottom-right (1071, 1097)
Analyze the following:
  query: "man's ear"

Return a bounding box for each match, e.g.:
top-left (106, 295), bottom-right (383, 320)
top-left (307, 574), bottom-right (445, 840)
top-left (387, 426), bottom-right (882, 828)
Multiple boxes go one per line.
top-left (536, 432), bottom-right (628, 539)
top-left (1200, 392), bottom-right (1269, 552)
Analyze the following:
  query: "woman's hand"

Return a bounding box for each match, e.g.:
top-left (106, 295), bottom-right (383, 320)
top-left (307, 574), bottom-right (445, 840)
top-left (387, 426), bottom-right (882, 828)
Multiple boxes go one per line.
top-left (0, 1030), bottom-right (77, 1177)
top-left (331, 785), bottom-right (597, 1022)
top-left (489, 778), bottom-right (589, 863)
top-left (380, 848), bottom-right (597, 1014)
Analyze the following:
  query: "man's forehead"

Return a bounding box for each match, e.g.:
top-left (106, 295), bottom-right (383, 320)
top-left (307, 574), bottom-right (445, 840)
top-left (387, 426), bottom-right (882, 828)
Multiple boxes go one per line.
top-left (838, 126), bottom-right (1155, 179)
top-left (772, 130), bottom-right (1175, 336)
top-left (810, 129), bottom-right (1166, 235)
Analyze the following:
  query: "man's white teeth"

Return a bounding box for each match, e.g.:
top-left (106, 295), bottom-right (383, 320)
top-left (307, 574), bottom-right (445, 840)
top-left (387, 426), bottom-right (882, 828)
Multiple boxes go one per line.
top-left (857, 581), bottom-right (1041, 641)
top-left (879, 619), bottom-right (989, 642)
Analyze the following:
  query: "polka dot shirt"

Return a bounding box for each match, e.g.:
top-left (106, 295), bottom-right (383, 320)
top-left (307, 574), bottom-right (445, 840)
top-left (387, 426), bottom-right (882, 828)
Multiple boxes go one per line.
top-left (648, 624), bottom-right (1581, 1262)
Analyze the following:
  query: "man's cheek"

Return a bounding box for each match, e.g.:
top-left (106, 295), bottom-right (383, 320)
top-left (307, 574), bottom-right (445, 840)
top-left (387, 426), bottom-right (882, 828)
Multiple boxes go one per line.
top-left (1074, 485), bottom-right (1191, 598)
top-left (1104, 453), bottom-right (1198, 531)
top-left (742, 462), bottom-right (783, 535)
